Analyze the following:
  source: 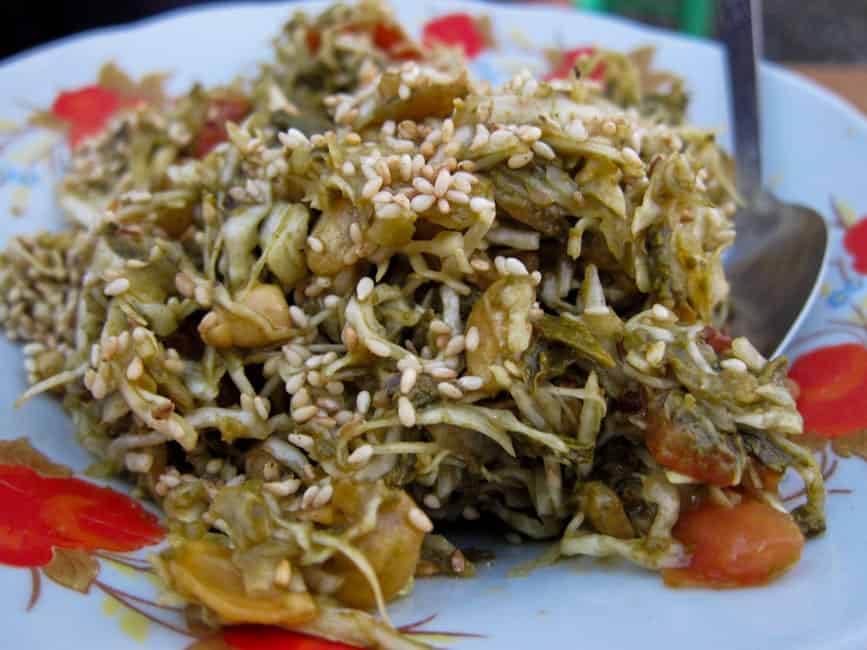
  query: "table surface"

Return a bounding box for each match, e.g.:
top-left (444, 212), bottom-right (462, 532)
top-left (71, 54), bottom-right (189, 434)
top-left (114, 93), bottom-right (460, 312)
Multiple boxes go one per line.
top-left (790, 64), bottom-right (867, 116)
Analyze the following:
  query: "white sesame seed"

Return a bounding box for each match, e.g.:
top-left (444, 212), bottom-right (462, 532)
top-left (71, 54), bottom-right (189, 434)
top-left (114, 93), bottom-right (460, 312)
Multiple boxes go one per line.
top-left (720, 357), bottom-right (748, 373)
top-left (470, 258), bottom-right (490, 272)
top-left (532, 140), bottom-right (556, 160)
top-left (362, 177), bottom-right (383, 199)
top-left (372, 191), bottom-right (393, 203)
top-left (567, 119), bottom-right (588, 141)
top-left (462, 505), bottom-right (480, 520)
top-left (254, 396), bottom-right (270, 419)
top-left (398, 396), bottom-right (416, 427)
top-left (437, 198), bottom-right (450, 213)
top-left (306, 370), bottom-right (323, 387)
top-left (326, 381), bottom-right (344, 395)
top-left (289, 433), bottom-right (315, 450)
top-left (194, 286), bottom-right (212, 307)
top-left (428, 366), bottom-right (457, 380)
top-left (413, 177), bottom-right (435, 194)
top-left (377, 203), bottom-right (402, 219)
top-left (126, 356), bottom-right (144, 381)
top-left (434, 169), bottom-right (452, 196)
top-left (412, 154), bottom-right (425, 175)
top-left (335, 410), bottom-right (354, 425)
top-left (206, 458), bottom-right (224, 474)
top-left (356, 277), bottom-right (375, 301)
top-left (301, 485), bottom-right (320, 509)
top-left (397, 356), bottom-right (422, 373)
top-left (398, 84), bottom-right (411, 100)
top-left (423, 494), bottom-right (442, 509)
top-left (306, 236), bottom-right (324, 253)
top-left (313, 483), bottom-right (333, 508)
top-left (437, 382), bottom-right (463, 399)
top-left (458, 375), bottom-right (484, 391)
top-left (408, 507), bottom-right (433, 533)
top-left (489, 129), bottom-right (515, 148)
top-left (291, 388), bottom-right (311, 409)
top-left (285, 372), bottom-right (306, 394)
top-left (349, 222), bottom-right (363, 244)
top-left (366, 339), bottom-right (391, 357)
top-left (317, 397), bottom-right (340, 413)
top-left (470, 124), bottom-right (490, 150)
top-left (400, 367), bottom-right (418, 394)
top-left (732, 337), bottom-right (766, 370)
top-left (292, 404), bottom-right (318, 423)
top-left (283, 347), bottom-right (303, 367)
top-left (411, 193), bottom-right (436, 213)
top-left (584, 305), bottom-right (610, 316)
top-left (465, 326), bottom-right (480, 352)
top-left (429, 319), bottom-right (451, 335)
top-left (445, 189), bottom-right (469, 204)
top-left (442, 118), bottom-right (455, 142)
top-left (361, 163), bottom-right (377, 180)
top-left (342, 161), bottom-right (356, 176)
top-left (125, 452), bottom-right (153, 473)
top-left (507, 151), bottom-right (534, 169)
top-left (652, 304), bottom-right (676, 321)
top-left (602, 120), bottom-right (617, 136)
top-left (356, 390), bottom-right (371, 415)
top-left (273, 559), bottom-right (292, 588)
top-left (104, 277), bottom-right (130, 296)
top-left (264, 479), bottom-right (301, 496)
top-left (505, 257), bottom-right (529, 276)
top-left (444, 335), bottom-right (465, 357)
top-left (470, 197), bottom-right (495, 215)
top-left (392, 154), bottom-right (409, 181)
top-left (348, 444), bottom-right (374, 465)
top-left (289, 306), bottom-right (309, 328)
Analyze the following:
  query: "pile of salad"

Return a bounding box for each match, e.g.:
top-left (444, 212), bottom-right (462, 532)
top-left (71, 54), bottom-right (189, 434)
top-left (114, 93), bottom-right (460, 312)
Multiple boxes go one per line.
top-left (0, 1), bottom-right (824, 647)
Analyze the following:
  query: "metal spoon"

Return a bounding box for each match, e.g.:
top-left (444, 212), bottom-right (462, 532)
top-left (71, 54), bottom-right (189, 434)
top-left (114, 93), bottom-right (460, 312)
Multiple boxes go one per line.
top-left (719, 0), bottom-right (830, 358)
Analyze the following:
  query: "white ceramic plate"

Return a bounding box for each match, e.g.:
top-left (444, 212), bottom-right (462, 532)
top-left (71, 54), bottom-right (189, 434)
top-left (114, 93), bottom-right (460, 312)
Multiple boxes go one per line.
top-left (3, 3), bottom-right (867, 649)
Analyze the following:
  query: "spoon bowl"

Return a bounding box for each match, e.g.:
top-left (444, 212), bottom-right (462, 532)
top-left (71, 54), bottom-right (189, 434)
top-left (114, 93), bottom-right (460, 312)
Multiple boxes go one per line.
top-left (720, 0), bottom-right (830, 358)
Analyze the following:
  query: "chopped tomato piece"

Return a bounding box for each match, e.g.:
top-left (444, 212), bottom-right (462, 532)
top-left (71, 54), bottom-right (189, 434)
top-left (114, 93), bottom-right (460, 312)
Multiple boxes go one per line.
top-left (195, 96), bottom-right (251, 158)
top-left (704, 326), bottom-right (733, 354)
top-left (646, 408), bottom-right (740, 487)
top-left (422, 13), bottom-right (485, 59)
top-left (372, 22), bottom-right (403, 51)
top-left (52, 85), bottom-right (125, 148)
top-left (544, 47), bottom-right (605, 82)
top-left (306, 28), bottom-right (321, 53)
top-left (223, 625), bottom-right (361, 650)
top-left (663, 500), bottom-right (804, 588)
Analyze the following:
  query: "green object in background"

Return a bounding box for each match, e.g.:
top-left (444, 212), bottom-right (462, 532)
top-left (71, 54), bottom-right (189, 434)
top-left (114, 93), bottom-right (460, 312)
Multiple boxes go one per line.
top-left (575, 0), bottom-right (716, 37)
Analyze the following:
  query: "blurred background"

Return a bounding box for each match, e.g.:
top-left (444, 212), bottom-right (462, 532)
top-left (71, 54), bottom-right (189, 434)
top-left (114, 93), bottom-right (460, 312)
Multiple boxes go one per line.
top-left (2, 0), bottom-right (866, 110)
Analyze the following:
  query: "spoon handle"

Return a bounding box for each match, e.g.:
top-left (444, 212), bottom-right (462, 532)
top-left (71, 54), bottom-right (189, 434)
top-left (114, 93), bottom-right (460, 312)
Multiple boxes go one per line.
top-left (719, 0), bottom-right (764, 201)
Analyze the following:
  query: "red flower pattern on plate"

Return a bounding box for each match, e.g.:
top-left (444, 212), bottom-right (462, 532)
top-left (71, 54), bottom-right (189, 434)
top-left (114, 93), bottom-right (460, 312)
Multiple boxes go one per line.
top-left (789, 343), bottom-right (867, 439)
top-left (843, 216), bottom-right (867, 274)
top-left (0, 463), bottom-right (164, 568)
